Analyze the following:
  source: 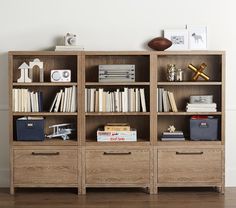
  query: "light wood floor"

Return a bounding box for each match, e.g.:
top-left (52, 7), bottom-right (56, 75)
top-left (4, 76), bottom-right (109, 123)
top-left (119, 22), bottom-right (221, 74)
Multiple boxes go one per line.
top-left (0, 188), bottom-right (235, 208)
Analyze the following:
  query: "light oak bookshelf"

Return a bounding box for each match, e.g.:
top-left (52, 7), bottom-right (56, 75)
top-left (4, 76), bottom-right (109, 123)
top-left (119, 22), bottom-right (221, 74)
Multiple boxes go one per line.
top-left (9, 50), bottom-right (225, 195)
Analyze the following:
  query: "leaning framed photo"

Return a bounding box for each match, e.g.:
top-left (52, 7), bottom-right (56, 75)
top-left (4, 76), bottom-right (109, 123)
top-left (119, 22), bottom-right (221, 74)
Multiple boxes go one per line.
top-left (164, 29), bottom-right (188, 50)
top-left (188, 26), bottom-right (207, 50)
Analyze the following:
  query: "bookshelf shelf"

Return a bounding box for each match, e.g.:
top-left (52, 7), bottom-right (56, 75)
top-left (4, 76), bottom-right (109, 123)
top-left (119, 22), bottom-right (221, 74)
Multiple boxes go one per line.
top-left (157, 82), bottom-right (222, 86)
top-left (85, 82), bottom-right (150, 86)
top-left (13, 82), bottom-right (78, 86)
top-left (13, 139), bottom-right (78, 146)
top-left (12, 112), bottom-right (78, 116)
top-left (9, 50), bottom-right (225, 195)
top-left (157, 112), bottom-right (222, 116)
top-left (86, 112), bottom-right (150, 116)
top-left (157, 140), bottom-right (222, 146)
top-left (86, 138), bottom-right (150, 146)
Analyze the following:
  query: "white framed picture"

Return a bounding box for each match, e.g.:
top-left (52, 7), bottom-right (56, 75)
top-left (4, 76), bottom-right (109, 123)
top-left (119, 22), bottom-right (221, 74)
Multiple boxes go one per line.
top-left (188, 26), bottom-right (207, 50)
top-left (164, 29), bottom-right (188, 50)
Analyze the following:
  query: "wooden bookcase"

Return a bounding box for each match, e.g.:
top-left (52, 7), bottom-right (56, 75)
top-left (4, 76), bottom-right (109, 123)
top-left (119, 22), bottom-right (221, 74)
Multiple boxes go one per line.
top-left (9, 51), bottom-right (225, 195)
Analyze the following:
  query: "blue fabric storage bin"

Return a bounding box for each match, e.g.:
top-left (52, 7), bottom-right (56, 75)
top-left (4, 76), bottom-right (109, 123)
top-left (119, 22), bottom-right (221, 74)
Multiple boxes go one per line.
top-left (16, 119), bottom-right (44, 141)
top-left (190, 117), bottom-right (218, 141)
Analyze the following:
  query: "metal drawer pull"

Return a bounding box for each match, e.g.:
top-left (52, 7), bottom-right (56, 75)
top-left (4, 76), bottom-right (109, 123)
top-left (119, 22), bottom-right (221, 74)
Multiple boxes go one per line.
top-left (32, 152), bottom-right (60, 156)
top-left (176, 151), bottom-right (203, 155)
top-left (103, 152), bottom-right (131, 155)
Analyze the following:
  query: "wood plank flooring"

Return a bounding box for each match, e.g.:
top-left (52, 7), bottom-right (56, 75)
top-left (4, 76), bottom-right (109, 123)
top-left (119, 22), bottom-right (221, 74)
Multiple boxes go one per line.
top-left (0, 188), bottom-right (235, 208)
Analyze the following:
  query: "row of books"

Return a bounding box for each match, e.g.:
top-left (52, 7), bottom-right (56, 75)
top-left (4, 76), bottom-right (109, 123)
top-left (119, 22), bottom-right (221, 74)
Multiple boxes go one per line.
top-left (186, 103), bottom-right (217, 112)
top-left (50, 86), bottom-right (77, 112)
top-left (85, 88), bottom-right (147, 113)
top-left (157, 88), bottom-right (178, 112)
top-left (12, 88), bottom-right (43, 112)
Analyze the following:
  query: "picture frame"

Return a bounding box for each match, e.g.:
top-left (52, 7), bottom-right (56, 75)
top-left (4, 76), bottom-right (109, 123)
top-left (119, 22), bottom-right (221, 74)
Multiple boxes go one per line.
top-left (164, 29), bottom-right (188, 50)
top-left (188, 26), bottom-right (207, 50)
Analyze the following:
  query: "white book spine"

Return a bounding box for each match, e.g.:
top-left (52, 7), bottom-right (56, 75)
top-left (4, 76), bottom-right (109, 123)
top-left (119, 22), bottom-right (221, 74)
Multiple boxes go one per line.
top-left (27, 90), bottom-right (31, 112)
top-left (98, 88), bottom-right (103, 112)
top-left (95, 90), bottom-right (99, 112)
top-left (124, 87), bottom-right (128, 112)
top-left (49, 92), bottom-right (58, 112)
top-left (54, 90), bottom-right (63, 112)
top-left (135, 88), bottom-right (140, 112)
top-left (119, 92), bottom-right (122, 112)
top-left (90, 88), bottom-right (95, 112)
top-left (30, 92), bottom-right (34, 112)
top-left (140, 88), bottom-right (147, 112)
top-left (60, 92), bottom-right (65, 112)
top-left (15, 89), bottom-right (19, 112)
top-left (34, 92), bottom-right (39, 112)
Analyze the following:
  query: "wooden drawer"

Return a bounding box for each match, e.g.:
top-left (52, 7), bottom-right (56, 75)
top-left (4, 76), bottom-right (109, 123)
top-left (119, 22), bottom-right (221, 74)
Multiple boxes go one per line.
top-left (14, 149), bottom-right (78, 185)
top-left (86, 149), bottom-right (150, 184)
top-left (157, 149), bottom-right (222, 183)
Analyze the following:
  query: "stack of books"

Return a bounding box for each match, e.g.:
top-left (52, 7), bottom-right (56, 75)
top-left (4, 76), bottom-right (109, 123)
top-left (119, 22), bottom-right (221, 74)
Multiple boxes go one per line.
top-left (97, 123), bottom-right (137, 142)
top-left (186, 103), bottom-right (217, 112)
top-left (161, 131), bottom-right (185, 141)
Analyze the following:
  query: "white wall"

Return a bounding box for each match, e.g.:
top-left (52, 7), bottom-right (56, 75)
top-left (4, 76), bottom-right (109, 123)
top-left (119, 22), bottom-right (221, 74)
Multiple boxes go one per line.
top-left (0, 0), bottom-right (235, 187)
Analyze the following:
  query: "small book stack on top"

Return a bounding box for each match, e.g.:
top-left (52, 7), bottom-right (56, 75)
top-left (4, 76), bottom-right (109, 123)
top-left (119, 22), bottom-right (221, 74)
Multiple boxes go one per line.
top-left (186, 95), bottom-right (217, 112)
top-left (161, 125), bottom-right (185, 141)
top-left (161, 131), bottom-right (185, 141)
top-left (97, 123), bottom-right (137, 142)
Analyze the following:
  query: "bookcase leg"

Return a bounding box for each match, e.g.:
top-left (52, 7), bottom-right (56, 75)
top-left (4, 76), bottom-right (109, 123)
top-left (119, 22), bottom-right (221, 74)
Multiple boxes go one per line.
top-left (148, 186), bottom-right (155, 195)
top-left (10, 186), bottom-right (15, 195)
top-left (217, 186), bottom-right (225, 194)
top-left (77, 187), bottom-right (81, 196)
top-left (153, 186), bottom-right (158, 194)
top-left (81, 187), bottom-right (86, 195)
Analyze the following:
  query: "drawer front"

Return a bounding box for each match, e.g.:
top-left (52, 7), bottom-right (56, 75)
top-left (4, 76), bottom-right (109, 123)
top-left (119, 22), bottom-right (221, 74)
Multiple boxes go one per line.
top-left (158, 149), bottom-right (222, 183)
top-left (14, 149), bottom-right (78, 184)
top-left (86, 149), bottom-right (150, 184)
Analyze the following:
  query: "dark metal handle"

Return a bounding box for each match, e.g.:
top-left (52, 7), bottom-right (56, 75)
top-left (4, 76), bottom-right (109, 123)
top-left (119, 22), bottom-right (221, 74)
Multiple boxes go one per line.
top-left (176, 151), bottom-right (203, 155)
top-left (32, 152), bottom-right (60, 156)
top-left (103, 152), bottom-right (131, 155)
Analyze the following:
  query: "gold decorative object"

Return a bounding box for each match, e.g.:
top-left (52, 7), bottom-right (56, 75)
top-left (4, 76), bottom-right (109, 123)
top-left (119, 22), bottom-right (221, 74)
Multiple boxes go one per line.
top-left (188, 63), bottom-right (209, 81)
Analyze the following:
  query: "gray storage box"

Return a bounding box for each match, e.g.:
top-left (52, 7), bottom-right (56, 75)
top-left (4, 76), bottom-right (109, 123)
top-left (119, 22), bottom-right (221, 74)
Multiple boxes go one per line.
top-left (190, 117), bottom-right (218, 140)
top-left (16, 118), bottom-right (44, 141)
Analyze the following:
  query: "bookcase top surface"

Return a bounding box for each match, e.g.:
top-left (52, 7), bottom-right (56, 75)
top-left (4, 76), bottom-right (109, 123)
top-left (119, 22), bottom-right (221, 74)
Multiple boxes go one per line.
top-left (8, 50), bottom-right (225, 56)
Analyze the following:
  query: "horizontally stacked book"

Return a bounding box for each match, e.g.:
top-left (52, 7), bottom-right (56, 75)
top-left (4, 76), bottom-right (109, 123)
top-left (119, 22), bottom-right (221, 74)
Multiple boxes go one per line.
top-left (97, 123), bottom-right (137, 142)
top-left (157, 88), bottom-right (178, 112)
top-left (161, 131), bottom-right (185, 141)
top-left (12, 89), bottom-right (43, 112)
top-left (55, 46), bottom-right (84, 51)
top-left (49, 86), bottom-right (77, 112)
top-left (186, 95), bottom-right (217, 112)
top-left (85, 88), bottom-right (147, 112)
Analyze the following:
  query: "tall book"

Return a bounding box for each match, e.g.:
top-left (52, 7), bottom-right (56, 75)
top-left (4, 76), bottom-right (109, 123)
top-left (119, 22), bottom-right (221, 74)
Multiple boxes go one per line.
top-left (167, 91), bottom-right (178, 112)
top-left (140, 88), bottom-right (147, 112)
top-left (158, 88), bottom-right (164, 112)
top-left (98, 88), bottom-right (103, 112)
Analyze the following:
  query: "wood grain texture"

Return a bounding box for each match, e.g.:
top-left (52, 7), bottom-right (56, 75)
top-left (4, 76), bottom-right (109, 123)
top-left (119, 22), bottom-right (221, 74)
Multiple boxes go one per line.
top-left (13, 149), bottom-right (78, 185)
top-left (157, 148), bottom-right (222, 183)
top-left (85, 149), bottom-right (150, 185)
top-left (9, 51), bottom-right (225, 195)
